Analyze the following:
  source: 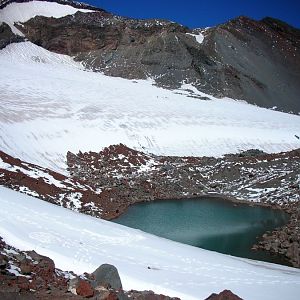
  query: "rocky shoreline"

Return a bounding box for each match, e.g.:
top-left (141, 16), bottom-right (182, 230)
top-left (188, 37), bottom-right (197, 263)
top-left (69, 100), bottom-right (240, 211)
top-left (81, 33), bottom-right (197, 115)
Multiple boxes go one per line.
top-left (67, 145), bottom-right (300, 268)
top-left (252, 202), bottom-right (300, 267)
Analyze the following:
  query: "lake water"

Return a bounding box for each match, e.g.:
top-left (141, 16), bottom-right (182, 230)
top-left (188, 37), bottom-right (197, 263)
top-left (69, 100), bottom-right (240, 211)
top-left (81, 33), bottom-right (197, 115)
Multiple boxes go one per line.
top-left (113, 198), bottom-right (290, 265)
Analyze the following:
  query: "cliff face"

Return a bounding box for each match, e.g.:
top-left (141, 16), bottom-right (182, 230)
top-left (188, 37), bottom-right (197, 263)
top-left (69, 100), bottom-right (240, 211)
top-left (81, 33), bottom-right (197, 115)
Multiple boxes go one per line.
top-left (1, 0), bottom-right (300, 113)
top-left (203, 16), bottom-right (300, 113)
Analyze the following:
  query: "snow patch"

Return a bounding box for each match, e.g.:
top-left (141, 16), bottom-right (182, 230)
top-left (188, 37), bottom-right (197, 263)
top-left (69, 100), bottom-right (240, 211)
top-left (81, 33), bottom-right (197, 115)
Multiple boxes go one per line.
top-left (0, 1), bottom-right (94, 35)
top-left (186, 32), bottom-right (205, 44)
top-left (7, 263), bottom-right (22, 276)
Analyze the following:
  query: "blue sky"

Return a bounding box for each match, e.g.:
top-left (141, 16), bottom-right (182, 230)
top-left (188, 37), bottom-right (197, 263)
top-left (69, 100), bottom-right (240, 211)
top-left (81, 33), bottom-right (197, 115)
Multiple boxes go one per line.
top-left (85, 0), bottom-right (300, 29)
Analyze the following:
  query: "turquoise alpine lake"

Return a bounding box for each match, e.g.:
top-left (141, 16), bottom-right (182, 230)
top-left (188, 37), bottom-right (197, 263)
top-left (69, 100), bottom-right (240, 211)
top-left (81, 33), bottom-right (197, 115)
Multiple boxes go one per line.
top-left (113, 198), bottom-right (290, 265)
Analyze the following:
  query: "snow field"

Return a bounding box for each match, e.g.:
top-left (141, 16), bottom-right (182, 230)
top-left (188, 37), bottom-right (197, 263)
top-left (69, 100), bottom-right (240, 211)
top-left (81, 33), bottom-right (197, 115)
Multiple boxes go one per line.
top-left (0, 42), bottom-right (299, 173)
top-left (0, 186), bottom-right (300, 300)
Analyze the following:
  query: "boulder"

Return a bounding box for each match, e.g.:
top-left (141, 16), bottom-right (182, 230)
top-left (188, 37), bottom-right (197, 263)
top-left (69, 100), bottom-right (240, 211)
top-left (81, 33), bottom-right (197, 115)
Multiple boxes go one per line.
top-left (92, 264), bottom-right (123, 291)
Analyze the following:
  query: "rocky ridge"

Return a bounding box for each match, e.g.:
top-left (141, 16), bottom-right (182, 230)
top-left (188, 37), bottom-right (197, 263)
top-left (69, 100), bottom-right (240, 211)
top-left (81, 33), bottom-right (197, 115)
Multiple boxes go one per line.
top-left (2, 0), bottom-right (298, 113)
top-left (67, 144), bottom-right (300, 208)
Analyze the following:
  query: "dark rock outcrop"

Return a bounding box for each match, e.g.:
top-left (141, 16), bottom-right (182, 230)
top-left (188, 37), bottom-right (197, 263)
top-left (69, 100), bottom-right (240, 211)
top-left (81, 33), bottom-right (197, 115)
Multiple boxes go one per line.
top-left (67, 144), bottom-right (300, 210)
top-left (0, 150), bottom-right (105, 218)
top-left (202, 16), bottom-right (300, 113)
top-left (0, 22), bottom-right (24, 49)
top-left (0, 236), bottom-right (79, 299)
top-left (253, 203), bottom-right (300, 267)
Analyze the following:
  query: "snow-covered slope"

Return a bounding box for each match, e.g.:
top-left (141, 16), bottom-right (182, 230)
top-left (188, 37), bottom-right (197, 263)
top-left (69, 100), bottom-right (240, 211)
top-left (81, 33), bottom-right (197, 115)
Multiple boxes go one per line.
top-left (0, 0), bottom-right (94, 35)
top-left (0, 41), bottom-right (299, 173)
top-left (0, 186), bottom-right (300, 300)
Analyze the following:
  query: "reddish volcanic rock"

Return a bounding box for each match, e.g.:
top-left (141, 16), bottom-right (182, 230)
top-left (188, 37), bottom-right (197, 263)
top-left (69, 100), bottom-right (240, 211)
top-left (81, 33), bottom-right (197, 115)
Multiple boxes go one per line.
top-left (205, 289), bottom-right (243, 300)
top-left (0, 150), bottom-right (104, 219)
top-left (76, 279), bottom-right (95, 298)
top-left (27, 251), bottom-right (56, 284)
